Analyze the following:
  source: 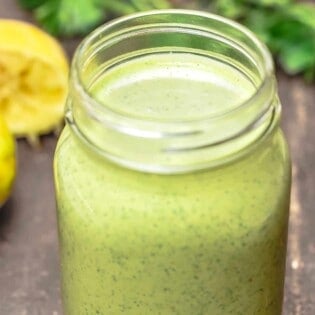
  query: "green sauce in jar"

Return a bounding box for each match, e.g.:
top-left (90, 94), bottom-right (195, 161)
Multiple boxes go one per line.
top-left (54, 10), bottom-right (291, 315)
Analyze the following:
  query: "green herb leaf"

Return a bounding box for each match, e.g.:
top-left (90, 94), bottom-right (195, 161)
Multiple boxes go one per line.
top-left (287, 3), bottom-right (315, 30)
top-left (18, 0), bottom-right (46, 10)
top-left (246, 0), bottom-right (292, 6)
top-left (279, 38), bottom-right (315, 80)
top-left (34, 1), bottom-right (60, 35)
top-left (214, 0), bottom-right (247, 19)
top-left (279, 42), bottom-right (315, 74)
top-left (35, 0), bottom-right (103, 36)
top-left (101, 1), bottom-right (137, 16)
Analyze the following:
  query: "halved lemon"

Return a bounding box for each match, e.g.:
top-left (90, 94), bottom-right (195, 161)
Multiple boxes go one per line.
top-left (0, 19), bottom-right (69, 139)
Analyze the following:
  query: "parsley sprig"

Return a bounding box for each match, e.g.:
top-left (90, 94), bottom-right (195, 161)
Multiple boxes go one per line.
top-left (210, 0), bottom-right (315, 81)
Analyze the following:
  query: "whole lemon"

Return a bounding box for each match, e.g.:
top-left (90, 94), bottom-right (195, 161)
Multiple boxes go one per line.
top-left (0, 114), bottom-right (15, 206)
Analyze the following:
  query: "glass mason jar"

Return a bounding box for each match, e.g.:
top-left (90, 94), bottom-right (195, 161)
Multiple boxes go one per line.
top-left (54, 10), bottom-right (291, 315)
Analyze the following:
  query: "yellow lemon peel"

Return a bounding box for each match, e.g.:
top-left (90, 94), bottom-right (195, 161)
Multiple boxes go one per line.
top-left (0, 114), bottom-right (15, 206)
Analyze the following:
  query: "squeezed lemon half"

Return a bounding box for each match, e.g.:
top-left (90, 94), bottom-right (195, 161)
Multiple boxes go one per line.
top-left (0, 19), bottom-right (69, 139)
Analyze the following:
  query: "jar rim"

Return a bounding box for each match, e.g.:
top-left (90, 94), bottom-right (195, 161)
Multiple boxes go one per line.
top-left (71, 9), bottom-right (275, 138)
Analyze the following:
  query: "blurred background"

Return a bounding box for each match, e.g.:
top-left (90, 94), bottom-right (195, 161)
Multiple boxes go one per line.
top-left (0, 1), bottom-right (314, 314)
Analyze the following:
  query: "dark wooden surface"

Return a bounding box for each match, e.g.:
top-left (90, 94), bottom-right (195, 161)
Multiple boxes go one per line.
top-left (0, 1), bottom-right (314, 314)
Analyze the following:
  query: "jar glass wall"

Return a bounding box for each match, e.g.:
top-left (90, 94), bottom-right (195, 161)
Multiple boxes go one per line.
top-left (54, 10), bottom-right (291, 315)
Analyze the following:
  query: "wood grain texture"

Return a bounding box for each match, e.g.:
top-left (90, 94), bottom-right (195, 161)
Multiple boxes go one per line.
top-left (279, 74), bottom-right (315, 315)
top-left (0, 1), bottom-right (314, 314)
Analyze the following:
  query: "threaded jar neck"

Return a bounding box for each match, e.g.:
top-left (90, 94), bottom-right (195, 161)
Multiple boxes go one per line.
top-left (67, 9), bottom-right (279, 174)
